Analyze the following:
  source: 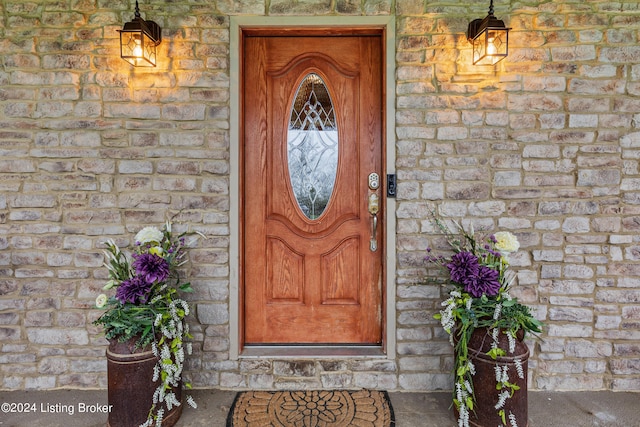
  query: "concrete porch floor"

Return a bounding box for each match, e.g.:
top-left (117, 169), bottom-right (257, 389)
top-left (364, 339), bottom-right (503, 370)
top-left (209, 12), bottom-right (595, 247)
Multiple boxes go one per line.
top-left (0, 389), bottom-right (638, 426)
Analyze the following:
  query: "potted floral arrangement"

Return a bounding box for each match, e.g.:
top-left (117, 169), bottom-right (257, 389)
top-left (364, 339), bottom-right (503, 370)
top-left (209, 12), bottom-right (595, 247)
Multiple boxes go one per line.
top-left (426, 216), bottom-right (542, 427)
top-left (94, 222), bottom-right (200, 427)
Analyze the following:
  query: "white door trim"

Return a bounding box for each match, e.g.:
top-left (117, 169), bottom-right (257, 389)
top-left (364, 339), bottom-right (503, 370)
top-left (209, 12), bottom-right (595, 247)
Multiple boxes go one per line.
top-left (229, 15), bottom-right (396, 360)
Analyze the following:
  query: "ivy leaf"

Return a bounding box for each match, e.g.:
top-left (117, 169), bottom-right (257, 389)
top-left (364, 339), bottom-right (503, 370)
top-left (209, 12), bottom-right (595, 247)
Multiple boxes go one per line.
top-left (502, 298), bottom-right (517, 307)
top-left (466, 396), bottom-right (474, 411)
top-left (487, 347), bottom-right (506, 360)
top-left (499, 409), bottom-right (506, 425)
top-left (180, 282), bottom-right (194, 293)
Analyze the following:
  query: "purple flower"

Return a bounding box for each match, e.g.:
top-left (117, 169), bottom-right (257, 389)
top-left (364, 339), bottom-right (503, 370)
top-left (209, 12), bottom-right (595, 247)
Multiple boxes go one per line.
top-left (445, 251), bottom-right (501, 298)
top-left (116, 276), bottom-right (153, 304)
top-left (463, 266), bottom-right (501, 298)
top-left (132, 253), bottom-right (170, 284)
top-left (446, 251), bottom-right (480, 284)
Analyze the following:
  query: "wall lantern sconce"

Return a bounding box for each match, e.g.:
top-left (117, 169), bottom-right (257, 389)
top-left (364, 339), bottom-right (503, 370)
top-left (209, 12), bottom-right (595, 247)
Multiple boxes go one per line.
top-left (118, 0), bottom-right (161, 67)
top-left (467, 0), bottom-right (510, 65)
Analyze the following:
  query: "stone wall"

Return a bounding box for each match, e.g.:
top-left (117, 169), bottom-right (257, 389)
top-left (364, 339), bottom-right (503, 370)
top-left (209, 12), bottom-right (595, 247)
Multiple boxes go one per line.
top-left (1, 0), bottom-right (639, 392)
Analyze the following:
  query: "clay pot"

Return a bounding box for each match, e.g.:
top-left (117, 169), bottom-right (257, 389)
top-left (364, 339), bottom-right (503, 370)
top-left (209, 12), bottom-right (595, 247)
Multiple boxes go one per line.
top-left (107, 338), bottom-right (183, 427)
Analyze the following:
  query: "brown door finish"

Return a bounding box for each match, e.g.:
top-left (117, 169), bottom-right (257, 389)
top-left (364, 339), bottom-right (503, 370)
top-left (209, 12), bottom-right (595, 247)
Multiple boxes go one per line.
top-left (242, 30), bottom-right (384, 344)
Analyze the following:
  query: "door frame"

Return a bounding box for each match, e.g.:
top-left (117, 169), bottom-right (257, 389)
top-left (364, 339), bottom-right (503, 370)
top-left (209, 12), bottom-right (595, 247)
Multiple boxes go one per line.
top-left (229, 16), bottom-right (396, 359)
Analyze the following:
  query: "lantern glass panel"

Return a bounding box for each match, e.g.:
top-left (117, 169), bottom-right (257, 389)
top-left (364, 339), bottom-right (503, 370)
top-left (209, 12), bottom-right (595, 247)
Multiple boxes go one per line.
top-left (472, 27), bottom-right (509, 65)
top-left (120, 29), bottom-right (157, 67)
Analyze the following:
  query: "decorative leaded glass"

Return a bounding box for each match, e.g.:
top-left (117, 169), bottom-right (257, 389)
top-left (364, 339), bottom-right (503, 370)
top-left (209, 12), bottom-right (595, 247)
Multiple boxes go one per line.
top-left (287, 73), bottom-right (338, 220)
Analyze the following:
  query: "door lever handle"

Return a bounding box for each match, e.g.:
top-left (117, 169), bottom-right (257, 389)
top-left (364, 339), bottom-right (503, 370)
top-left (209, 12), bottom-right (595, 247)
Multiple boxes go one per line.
top-left (370, 213), bottom-right (378, 252)
top-left (368, 193), bottom-right (379, 252)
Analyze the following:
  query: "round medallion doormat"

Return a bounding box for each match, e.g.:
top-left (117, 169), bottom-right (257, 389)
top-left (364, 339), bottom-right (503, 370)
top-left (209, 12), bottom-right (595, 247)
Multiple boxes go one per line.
top-left (226, 389), bottom-right (395, 427)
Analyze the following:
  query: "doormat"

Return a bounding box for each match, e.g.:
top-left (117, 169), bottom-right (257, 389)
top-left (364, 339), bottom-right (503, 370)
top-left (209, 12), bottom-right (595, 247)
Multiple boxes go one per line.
top-left (226, 389), bottom-right (395, 427)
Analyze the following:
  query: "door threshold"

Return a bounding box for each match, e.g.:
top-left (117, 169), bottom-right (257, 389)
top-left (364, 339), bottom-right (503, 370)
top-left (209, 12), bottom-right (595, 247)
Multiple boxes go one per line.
top-left (240, 345), bottom-right (386, 359)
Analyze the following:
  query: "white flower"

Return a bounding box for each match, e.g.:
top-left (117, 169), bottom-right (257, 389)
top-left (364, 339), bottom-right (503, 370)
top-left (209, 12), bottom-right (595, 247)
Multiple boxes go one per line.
top-left (135, 226), bottom-right (164, 244)
top-left (164, 393), bottom-right (175, 411)
top-left (494, 231), bottom-right (520, 255)
top-left (160, 344), bottom-right (171, 361)
top-left (179, 299), bottom-right (190, 316)
top-left (95, 294), bottom-right (108, 308)
top-left (493, 303), bottom-right (502, 320)
top-left (154, 313), bottom-right (163, 327)
top-left (495, 365), bottom-right (509, 383)
top-left (515, 358), bottom-right (525, 379)
top-left (501, 365), bottom-right (509, 383)
top-left (155, 408), bottom-right (164, 427)
top-left (491, 327), bottom-right (499, 349)
top-left (152, 364), bottom-right (160, 382)
top-left (509, 412), bottom-right (518, 427)
top-left (507, 331), bottom-right (516, 353)
top-left (495, 390), bottom-right (510, 409)
top-left (186, 395), bottom-right (197, 409)
top-left (439, 303), bottom-right (455, 334)
top-left (455, 382), bottom-right (465, 404)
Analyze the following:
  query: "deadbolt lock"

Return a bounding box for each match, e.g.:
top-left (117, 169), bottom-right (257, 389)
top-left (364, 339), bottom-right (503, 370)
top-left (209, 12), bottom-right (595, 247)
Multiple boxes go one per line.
top-left (368, 172), bottom-right (380, 190)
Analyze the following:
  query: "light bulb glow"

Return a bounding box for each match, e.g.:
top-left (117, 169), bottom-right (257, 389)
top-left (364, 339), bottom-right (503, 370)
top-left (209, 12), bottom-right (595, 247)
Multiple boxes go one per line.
top-left (131, 34), bottom-right (142, 57)
top-left (487, 37), bottom-right (497, 55)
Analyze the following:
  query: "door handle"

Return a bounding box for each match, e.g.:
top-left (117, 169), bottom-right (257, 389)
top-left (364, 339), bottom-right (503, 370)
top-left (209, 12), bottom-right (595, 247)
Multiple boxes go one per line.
top-left (370, 214), bottom-right (378, 252)
top-left (368, 193), bottom-right (379, 252)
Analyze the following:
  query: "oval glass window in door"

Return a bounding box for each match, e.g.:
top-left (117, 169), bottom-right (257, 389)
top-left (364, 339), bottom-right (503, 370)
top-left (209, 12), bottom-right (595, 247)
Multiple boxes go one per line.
top-left (287, 73), bottom-right (338, 220)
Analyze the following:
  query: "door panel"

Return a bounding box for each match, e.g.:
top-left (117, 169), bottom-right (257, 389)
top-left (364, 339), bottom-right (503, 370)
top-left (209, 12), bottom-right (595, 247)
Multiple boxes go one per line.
top-left (322, 237), bottom-right (360, 305)
top-left (243, 32), bottom-right (383, 344)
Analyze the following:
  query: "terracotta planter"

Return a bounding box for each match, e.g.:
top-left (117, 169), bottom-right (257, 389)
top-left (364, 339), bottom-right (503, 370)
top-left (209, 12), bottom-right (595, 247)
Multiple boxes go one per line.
top-left (458, 327), bottom-right (529, 427)
top-left (107, 338), bottom-right (183, 427)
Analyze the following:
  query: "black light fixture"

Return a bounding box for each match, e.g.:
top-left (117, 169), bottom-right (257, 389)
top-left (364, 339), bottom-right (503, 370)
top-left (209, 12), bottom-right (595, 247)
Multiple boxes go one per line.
top-left (467, 0), bottom-right (510, 65)
top-left (118, 0), bottom-right (161, 67)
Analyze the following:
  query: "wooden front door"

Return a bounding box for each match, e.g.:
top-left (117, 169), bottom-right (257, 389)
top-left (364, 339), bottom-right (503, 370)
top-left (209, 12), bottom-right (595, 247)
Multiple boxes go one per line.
top-left (242, 29), bottom-right (384, 345)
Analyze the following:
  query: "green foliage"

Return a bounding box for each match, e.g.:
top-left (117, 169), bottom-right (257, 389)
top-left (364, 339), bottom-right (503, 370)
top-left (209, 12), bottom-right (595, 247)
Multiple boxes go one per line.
top-left (96, 299), bottom-right (157, 347)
